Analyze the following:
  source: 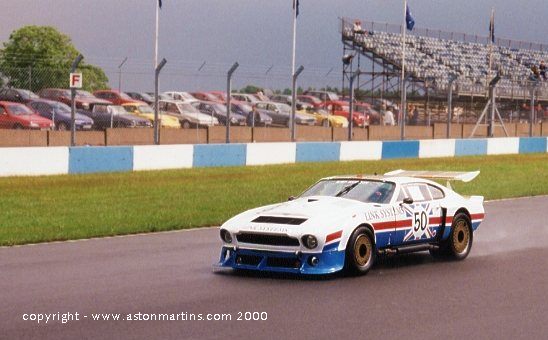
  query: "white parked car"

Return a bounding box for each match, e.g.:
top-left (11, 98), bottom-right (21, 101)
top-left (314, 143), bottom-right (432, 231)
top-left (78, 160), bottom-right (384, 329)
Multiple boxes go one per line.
top-left (157, 99), bottom-right (219, 128)
top-left (217, 170), bottom-right (485, 276)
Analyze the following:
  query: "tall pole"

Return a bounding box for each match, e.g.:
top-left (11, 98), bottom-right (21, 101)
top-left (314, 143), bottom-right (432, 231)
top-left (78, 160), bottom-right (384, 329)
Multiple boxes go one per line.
top-left (226, 62), bottom-right (239, 144)
top-left (348, 70), bottom-right (360, 141)
top-left (118, 57), bottom-right (128, 92)
top-left (400, 0), bottom-right (407, 140)
top-left (70, 55), bottom-right (83, 147)
top-left (290, 0), bottom-right (298, 131)
top-left (529, 86), bottom-right (535, 137)
top-left (154, 1), bottom-right (159, 69)
top-left (154, 58), bottom-right (167, 145)
top-left (488, 8), bottom-right (494, 76)
top-left (291, 65), bottom-right (304, 141)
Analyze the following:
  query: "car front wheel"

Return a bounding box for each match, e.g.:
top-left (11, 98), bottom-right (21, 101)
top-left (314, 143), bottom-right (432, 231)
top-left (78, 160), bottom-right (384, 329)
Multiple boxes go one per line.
top-left (447, 213), bottom-right (473, 260)
top-left (345, 227), bottom-right (375, 275)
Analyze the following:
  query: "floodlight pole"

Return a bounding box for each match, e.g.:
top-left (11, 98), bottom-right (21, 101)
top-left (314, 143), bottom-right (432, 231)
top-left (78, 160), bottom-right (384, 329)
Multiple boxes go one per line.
top-left (447, 75), bottom-right (457, 139)
top-left (529, 85), bottom-right (536, 137)
top-left (70, 54), bottom-right (83, 147)
top-left (154, 58), bottom-right (167, 145)
top-left (291, 65), bottom-right (304, 141)
top-left (118, 57), bottom-right (128, 92)
top-left (348, 69), bottom-right (360, 141)
top-left (226, 62), bottom-right (239, 144)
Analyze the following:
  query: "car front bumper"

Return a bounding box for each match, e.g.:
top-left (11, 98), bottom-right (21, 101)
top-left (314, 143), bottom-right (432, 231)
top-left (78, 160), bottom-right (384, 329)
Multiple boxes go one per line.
top-left (216, 246), bottom-right (345, 275)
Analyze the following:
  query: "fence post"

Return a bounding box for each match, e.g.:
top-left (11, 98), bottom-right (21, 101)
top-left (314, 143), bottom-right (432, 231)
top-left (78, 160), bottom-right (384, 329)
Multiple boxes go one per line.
top-left (447, 75), bottom-right (458, 138)
top-left (291, 65), bottom-right (304, 141)
top-left (70, 55), bottom-right (83, 147)
top-left (226, 62), bottom-right (239, 144)
top-left (530, 86), bottom-right (535, 137)
top-left (154, 58), bottom-right (167, 145)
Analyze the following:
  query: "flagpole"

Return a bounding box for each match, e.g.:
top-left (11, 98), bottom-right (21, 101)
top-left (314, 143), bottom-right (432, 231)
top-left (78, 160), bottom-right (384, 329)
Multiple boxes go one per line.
top-left (155, 0), bottom-right (159, 69)
top-left (489, 7), bottom-right (494, 77)
top-left (291, 0), bottom-right (297, 140)
top-left (400, 0), bottom-right (407, 139)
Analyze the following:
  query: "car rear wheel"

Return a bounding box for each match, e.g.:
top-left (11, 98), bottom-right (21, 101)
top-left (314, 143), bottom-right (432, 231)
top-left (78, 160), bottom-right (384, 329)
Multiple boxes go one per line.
top-left (181, 120), bottom-right (191, 129)
top-left (345, 227), bottom-right (375, 275)
top-left (447, 213), bottom-right (473, 260)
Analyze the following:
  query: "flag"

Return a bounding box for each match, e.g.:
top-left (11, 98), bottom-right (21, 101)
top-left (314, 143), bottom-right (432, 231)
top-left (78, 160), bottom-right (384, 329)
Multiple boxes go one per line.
top-left (159, 0), bottom-right (162, 9)
top-left (293, 0), bottom-right (300, 18)
top-left (406, 5), bottom-right (415, 31)
top-left (489, 10), bottom-right (495, 43)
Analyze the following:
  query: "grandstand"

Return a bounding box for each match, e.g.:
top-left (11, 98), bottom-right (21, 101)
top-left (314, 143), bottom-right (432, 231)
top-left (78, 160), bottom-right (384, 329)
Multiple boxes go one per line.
top-left (341, 18), bottom-right (548, 107)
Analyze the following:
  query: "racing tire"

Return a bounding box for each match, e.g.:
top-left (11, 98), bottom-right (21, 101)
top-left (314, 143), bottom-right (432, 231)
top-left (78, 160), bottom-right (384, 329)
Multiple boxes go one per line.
top-left (447, 213), bottom-right (473, 260)
top-left (345, 227), bottom-right (375, 275)
top-left (57, 122), bottom-right (68, 131)
top-left (181, 120), bottom-right (191, 129)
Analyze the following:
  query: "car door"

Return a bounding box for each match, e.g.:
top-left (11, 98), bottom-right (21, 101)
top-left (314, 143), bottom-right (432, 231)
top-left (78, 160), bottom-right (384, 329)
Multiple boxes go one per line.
top-left (392, 183), bottom-right (444, 245)
top-left (0, 104), bottom-right (10, 128)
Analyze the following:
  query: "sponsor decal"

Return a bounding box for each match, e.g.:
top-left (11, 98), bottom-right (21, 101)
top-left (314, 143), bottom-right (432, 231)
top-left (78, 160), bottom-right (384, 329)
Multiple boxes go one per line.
top-left (247, 225), bottom-right (289, 233)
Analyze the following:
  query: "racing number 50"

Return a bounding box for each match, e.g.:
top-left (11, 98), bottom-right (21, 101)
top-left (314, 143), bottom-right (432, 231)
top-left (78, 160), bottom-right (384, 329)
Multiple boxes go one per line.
top-left (413, 211), bottom-right (428, 232)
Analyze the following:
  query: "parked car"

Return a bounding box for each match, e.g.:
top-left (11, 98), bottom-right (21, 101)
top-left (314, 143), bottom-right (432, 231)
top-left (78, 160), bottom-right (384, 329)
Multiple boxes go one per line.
top-left (231, 93), bottom-right (259, 104)
top-left (80, 103), bottom-right (152, 130)
top-left (209, 91), bottom-right (227, 102)
top-left (302, 90), bottom-right (340, 102)
top-left (157, 100), bottom-right (219, 128)
top-left (93, 90), bottom-right (145, 105)
top-left (231, 102), bottom-right (272, 127)
top-left (122, 103), bottom-right (181, 128)
top-left (39, 88), bottom-right (110, 110)
top-left (254, 101), bottom-right (316, 127)
top-left (193, 101), bottom-right (246, 126)
top-left (125, 92), bottom-right (154, 105)
top-left (216, 170), bottom-right (485, 275)
top-left (0, 101), bottom-right (54, 130)
top-left (270, 94), bottom-right (311, 110)
top-left (190, 92), bottom-right (223, 103)
top-left (297, 107), bottom-right (349, 128)
top-left (0, 88), bottom-right (40, 103)
top-left (354, 102), bottom-right (381, 125)
top-left (162, 91), bottom-right (196, 102)
top-left (325, 100), bottom-right (368, 127)
top-left (27, 99), bottom-right (94, 131)
top-left (297, 94), bottom-right (324, 108)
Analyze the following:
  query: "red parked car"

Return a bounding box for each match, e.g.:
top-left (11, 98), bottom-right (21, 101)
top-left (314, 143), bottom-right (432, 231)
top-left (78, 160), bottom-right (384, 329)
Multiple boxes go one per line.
top-left (190, 92), bottom-right (223, 103)
top-left (325, 100), bottom-right (368, 127)
top-left (93, 90), bottom-right (145, 105)
top-left (0, 101), bottom-right (54, 130)
top-left (38, 88), bottom-right (109, 110)
top-left (297, 95), bottom-right (324, 108)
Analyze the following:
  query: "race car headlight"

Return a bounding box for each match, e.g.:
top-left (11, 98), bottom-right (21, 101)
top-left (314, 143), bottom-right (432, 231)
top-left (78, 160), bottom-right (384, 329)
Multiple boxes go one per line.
top-left (302, 235), bottom-right (318, 249)
top-left (220, 229), bottom-right (232, 244)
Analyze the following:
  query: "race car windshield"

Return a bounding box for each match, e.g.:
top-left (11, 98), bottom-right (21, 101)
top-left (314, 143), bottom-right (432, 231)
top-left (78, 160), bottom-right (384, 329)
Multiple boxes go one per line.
top-left (301, 180), bottom-right (395, 204)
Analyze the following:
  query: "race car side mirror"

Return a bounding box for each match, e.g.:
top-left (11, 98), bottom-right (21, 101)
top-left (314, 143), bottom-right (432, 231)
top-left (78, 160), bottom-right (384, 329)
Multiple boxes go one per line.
top-left (402, 197), bottom-right (414, 205)
top-left (288, 196), bottom-right (295, 201)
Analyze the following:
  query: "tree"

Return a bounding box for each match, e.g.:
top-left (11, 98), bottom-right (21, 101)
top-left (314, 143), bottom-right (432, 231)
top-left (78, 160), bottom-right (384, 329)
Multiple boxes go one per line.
top-left (240, 84), bottom-right (263, 94)
top-left (0, 26), bottom-right (108, 92)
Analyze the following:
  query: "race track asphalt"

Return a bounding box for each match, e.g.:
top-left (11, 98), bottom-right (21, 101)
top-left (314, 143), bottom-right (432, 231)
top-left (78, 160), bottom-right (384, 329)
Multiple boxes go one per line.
top-left (1, 196), bottom-right (547, 339)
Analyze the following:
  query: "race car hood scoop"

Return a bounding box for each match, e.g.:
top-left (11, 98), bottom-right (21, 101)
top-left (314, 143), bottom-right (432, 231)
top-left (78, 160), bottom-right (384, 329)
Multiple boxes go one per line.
top-left (251, 216), bottom-right (307, 225)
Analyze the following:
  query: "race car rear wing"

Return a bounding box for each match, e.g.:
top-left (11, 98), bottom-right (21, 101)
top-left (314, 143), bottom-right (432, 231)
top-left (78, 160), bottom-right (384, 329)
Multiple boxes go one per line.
top-left (384, 169), bottom-right (480, 188)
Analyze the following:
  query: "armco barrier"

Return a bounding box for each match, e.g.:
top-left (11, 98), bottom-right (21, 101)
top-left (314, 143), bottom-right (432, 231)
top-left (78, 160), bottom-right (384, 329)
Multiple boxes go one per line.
top-left (518, 137), bottom-right (547, 154)
top-left (69, 146), bottom-right (133, 174)
top-left (381, 141), bottom-right (420, 159)
top-left (0, 137), bottom-right (546, 177)
top-left (0, 147), bottom-right (68, 176)
top-left (296, 142), bottom-right (340, 163)
top-left (133, 145), bottom-right (193, 171)
top-left (454, 139), bottom-right (488, 156)
top-left (193, 144), bottom-right (246, 167)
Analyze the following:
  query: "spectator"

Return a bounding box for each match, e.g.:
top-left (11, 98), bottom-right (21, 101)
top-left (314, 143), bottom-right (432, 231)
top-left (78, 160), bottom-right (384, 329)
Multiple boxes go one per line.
top-left (353, 20), bottom-right (364, 35)
top-left (540, 60), bottom-right (547, 81)
top-left (383, 106), bottom-right (395, 126)
top-left (408, 104), bottom-right (419, 125)
top-left (530, 65), bottom-right (541, 81)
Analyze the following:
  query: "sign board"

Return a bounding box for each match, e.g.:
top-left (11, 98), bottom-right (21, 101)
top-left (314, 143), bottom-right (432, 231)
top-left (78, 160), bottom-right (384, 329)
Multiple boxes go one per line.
top-left (69, 73), bottom-right (83, 88)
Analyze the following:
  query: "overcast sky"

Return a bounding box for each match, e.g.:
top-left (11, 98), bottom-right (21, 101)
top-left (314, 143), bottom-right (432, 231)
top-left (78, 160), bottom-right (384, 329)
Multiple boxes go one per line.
top-left (1, 0), bottom-right (547, 91)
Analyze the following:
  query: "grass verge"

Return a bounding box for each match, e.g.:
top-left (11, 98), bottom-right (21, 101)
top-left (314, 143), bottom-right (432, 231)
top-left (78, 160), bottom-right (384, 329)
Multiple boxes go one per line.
top-left (0, 153), bottom-right (546, 246)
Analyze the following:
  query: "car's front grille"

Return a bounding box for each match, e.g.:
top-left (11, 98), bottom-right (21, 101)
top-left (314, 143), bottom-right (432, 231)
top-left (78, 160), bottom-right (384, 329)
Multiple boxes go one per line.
top-left (252, 216), bottom-right (307, 225)
top-left (236, 233), bottom-right (300, 247)
top-left (235, 254), bottom-right (262, 266)
top-left (266, 257), bottom-right (301, 269)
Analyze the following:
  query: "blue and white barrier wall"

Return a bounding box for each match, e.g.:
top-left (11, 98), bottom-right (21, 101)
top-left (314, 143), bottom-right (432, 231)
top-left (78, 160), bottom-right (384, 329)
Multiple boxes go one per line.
top-left (0, 137), bottom-right (546, 177)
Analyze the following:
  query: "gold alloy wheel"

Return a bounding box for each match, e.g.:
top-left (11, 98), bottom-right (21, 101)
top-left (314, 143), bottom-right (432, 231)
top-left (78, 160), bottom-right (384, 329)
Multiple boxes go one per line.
top-left (452, 220), bottom-right (471, 254)
top-left (353, 234), bottom-right (372, 267)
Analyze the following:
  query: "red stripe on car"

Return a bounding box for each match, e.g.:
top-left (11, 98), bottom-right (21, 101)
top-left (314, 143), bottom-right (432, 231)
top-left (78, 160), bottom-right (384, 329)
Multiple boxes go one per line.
top-left (326, 230), bottom-right (343, 243)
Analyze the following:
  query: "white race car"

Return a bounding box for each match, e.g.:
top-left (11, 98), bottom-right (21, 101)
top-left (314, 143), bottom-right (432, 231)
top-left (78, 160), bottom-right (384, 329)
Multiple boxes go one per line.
top-left (217, 170), bottom-right (485, 275)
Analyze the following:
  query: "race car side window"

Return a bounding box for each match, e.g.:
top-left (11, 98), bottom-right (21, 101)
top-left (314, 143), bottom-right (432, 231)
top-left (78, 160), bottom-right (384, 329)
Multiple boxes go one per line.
top-left (428, 185), bottom-right (445, 200)
top-left (396, 188), bottom-right (407, 202)
top-left (418, 185), bottom-right (433, 201)
top-left (403, 184), bottom-right (431, 202)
